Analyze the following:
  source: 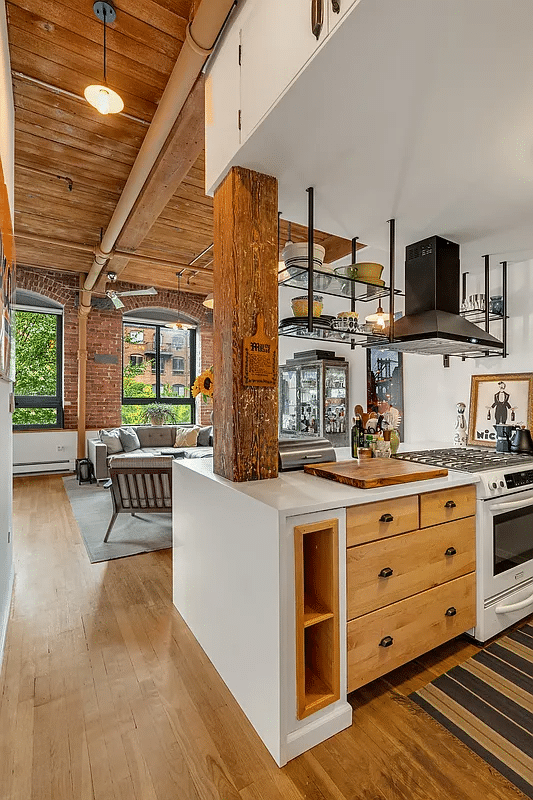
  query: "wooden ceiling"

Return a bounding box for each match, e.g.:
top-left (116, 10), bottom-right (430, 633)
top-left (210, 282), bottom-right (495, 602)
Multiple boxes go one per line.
top-left (7, 0), bottom-right (352, 297)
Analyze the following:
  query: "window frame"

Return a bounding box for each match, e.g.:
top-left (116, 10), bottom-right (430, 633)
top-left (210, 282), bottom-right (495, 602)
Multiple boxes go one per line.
top-left (121, 320), bottom-right (197, 422)
top-left (13, 306), bottom-right (64, 430)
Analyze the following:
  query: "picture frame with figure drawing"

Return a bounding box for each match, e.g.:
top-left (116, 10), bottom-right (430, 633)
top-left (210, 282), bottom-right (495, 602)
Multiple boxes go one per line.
top-left (468, 373), bottom-right (533, 447)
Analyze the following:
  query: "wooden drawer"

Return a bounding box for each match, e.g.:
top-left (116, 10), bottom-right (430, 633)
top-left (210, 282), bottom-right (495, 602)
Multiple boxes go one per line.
top-left (346, 495), bottom-right (419, 547)
top-left (346, 516), bottom-right (476, 619)
top-left (347, 572), bottom-right (476, 692)
top-left (419, 484), bottom-right (476, 528)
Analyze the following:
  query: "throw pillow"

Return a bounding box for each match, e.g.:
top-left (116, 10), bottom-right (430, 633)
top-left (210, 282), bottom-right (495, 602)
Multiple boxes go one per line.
top-left (174, 426), bottom-right (200, 447)
top-left (119, 426), bottom-right (141, 453)
top-left (99, 428), bottom-right (123, 454)
top-left (197, 426), bottom-right (213, 447)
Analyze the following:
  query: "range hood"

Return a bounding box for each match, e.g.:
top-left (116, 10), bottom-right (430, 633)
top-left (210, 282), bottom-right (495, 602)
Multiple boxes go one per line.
top-left (384, 236), bottom-right (504, 357)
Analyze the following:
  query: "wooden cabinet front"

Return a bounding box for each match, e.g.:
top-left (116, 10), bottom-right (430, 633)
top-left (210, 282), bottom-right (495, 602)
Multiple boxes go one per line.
top-left (347, 573), bottom-right (476, 692)
top-left (346, 495), bottom-right (419, 547)
top-left (346, 483), bottom-right (477, 693)
top-left (346, 516), bottom-right (476, 619)
top-left (419, 484), bottom-right (476, 528)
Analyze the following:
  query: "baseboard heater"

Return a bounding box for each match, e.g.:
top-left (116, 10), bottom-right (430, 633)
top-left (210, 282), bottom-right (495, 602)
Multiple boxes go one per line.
top-left (13, 459), bottom-right (75, 474)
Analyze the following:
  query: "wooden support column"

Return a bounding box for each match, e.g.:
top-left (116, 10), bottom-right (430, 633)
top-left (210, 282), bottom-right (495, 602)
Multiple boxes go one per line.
top-left (213, 167), bottom-right (278, 482)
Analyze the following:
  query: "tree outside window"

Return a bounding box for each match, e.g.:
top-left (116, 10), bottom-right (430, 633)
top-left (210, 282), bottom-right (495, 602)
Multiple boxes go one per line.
top-left (122, 321), bottom-right (196, 424)
top-left (13, 309), bottom-right (63, 428)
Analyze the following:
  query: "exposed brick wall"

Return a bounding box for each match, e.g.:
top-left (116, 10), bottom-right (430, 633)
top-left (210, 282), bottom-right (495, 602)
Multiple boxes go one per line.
top-left (16, 267), bottom-right (214, 430)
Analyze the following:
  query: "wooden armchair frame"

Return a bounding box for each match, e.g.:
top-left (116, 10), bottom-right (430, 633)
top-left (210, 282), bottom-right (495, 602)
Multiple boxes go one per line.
top-left (104, 458), bottom-right (173, 542)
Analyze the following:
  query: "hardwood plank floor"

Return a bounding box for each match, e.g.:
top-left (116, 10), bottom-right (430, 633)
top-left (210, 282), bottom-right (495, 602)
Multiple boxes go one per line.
top-left (0, 475), bottom-right (527, 799)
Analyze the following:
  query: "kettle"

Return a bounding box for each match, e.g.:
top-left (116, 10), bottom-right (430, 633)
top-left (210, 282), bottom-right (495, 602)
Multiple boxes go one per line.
top-left (494, 424), bottom-right (517, 453)
top-left (510, 427), bottom-right (533, 454)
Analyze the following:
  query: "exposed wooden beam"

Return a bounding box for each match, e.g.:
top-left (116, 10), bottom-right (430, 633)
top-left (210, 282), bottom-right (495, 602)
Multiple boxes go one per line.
top-left (103, 74), bottom-right (205, 289)
top-left (213, 166), bottom-right (279, 482)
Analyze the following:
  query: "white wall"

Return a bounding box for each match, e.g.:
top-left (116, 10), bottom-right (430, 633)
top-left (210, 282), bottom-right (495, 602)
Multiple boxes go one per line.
top-left (0, 0), bottom-right (14, 666)
top-left (13, 430), bottom-right (77, 474)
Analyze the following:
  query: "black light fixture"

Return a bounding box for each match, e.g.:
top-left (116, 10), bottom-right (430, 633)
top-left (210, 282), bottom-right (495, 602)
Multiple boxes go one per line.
top-left (84, 2), bottom-right (124, 115)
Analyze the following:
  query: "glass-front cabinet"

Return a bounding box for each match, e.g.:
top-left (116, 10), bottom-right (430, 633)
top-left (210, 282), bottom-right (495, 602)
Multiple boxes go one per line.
top-left (279, 358), bottom-right (349, 446)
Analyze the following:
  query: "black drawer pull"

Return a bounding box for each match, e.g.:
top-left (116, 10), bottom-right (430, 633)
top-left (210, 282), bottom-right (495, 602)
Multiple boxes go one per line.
top-left (378, 567), bottom-right (393, 578)
top-left (445, 547), bottom-right (457, 556)
top-left (445, 500), bottom-right (457, 509)
top-left (379, 636), bottom-right (394, 647)
top-left (445, 606), bottom-right (457, 617)
top-left (379, 513), bottom-right (394, 523)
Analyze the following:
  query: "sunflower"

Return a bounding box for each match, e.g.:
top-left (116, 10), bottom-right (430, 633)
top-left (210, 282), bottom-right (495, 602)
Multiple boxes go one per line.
top-left (192, 367), bottom-right (214, 402)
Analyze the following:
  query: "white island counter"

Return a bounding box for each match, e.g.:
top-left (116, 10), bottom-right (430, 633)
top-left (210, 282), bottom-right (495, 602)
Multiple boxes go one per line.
top-left (172, 456), bottom-right (478, 766)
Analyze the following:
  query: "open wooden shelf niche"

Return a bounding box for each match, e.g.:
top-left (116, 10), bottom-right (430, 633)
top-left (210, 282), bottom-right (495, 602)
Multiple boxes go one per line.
top-left (294, 518), bottom-right (340, 720)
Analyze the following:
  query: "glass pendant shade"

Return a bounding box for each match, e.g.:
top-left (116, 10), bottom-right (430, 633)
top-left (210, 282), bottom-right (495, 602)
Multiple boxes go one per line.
top-left (365, 303), bottom-right (390, 328)
top-left (84, 84), bottom-right (123, 115)
top-left (202, 294), bottom-right (214, 309)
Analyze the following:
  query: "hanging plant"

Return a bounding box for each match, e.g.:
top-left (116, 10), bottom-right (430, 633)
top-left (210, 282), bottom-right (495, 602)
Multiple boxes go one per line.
top-left (192, 367), bottom-right (214, 403)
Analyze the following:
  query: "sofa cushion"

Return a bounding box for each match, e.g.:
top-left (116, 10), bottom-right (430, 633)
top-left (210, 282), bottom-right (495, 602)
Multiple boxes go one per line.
top-left (174, 426), bottom-right (200, 447)
top-left (197, 426), bottom-right (213, 447)
top-left (119, 426), bottom-right (141, 453)
top-left (136, 425), bottom-right (176, 448)
top-left (183, 447), bottom-right (213, 459)
top-left (99, 428), bottom-right (123, 454)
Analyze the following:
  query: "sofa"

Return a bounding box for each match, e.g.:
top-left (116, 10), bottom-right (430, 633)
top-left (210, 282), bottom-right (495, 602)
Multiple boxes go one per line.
top-left (87, 424), bottom-right (213, 480)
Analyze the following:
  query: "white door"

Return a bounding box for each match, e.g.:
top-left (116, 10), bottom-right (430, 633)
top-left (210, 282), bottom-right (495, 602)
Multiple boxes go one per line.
top-left (240, 0), bottom-right (328, 140)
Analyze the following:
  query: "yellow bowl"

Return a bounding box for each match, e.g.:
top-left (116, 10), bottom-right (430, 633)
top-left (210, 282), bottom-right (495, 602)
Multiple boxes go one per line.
top-left (354, 262), bottom-right (384, 281)
top-left (291, 295), bottom-right (323, 317)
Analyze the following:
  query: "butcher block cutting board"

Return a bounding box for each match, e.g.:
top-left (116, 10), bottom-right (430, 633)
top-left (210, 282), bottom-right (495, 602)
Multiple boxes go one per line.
top-left (304, 459), bottom-right (448, 488)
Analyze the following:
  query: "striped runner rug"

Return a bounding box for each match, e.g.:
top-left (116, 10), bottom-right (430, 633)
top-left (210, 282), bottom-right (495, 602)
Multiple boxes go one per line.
top-left (410, 623), bottom-right (533, 798)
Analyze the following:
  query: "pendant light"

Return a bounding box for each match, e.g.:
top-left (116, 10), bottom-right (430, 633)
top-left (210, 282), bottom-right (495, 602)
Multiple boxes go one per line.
top-left (202, 293), bottom-right (214, 309)
top-left (84, 2), bottom-right (124, 116)
top-left (365, 302), bottom-right (390, 330)
top-left (166, 271), bottom-right (195, 330)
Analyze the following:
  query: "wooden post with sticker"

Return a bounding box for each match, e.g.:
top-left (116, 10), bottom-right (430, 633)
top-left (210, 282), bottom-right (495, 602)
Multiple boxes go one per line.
top-left (243, 314), bottom-right (277, 388)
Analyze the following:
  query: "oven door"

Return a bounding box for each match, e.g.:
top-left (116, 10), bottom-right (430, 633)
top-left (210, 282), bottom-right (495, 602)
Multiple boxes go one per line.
top-left (482, 489), bottom-right (533, 603)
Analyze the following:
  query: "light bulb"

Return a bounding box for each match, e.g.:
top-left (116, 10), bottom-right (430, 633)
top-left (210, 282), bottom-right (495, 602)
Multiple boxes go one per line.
top-left (376, 309), bottom-right (386, 328)
top-left (84, 84), bottom-right (124, 115)
top-left (96, 87), bottom-right (110, 114)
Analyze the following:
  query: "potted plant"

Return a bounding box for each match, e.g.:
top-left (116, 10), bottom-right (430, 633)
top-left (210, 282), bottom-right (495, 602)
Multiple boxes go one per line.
top-left (140, 403), bottom-right (178, 426)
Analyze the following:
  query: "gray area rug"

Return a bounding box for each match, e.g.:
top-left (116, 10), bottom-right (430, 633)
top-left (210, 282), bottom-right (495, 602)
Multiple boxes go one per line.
top-left (63, 476), bottom-right (172, 563)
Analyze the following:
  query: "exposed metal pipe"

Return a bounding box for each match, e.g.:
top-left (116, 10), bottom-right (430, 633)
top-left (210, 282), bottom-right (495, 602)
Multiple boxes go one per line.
top-left (12, 71), bottom-right (149, 126)
top-left (84, 0), bottom-right (236, 292)
top-left (15, 232), bottom-right (214, 272)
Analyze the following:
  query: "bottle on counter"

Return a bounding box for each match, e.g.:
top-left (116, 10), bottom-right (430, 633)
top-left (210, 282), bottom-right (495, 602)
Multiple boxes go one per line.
top-left (351, 418), bottom-right (358, 458)
top-left (356, 415), bottom-right (365, 448)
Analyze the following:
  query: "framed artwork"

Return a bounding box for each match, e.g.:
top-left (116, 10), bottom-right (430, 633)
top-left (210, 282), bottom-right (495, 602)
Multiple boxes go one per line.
top-left (366, 348), bottom-right (404, 440)
top-left (468, 373), bottom-right (533, 447)
top-left (0, 158), bottom-right (15, 382)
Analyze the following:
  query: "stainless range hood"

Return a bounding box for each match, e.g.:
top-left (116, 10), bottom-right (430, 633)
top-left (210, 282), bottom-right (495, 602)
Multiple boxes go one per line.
top-left (383, 236), bottom-right (504, 357)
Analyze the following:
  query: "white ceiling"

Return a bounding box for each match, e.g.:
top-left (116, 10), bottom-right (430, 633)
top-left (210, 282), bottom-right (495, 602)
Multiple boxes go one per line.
top-left (235, 0), bottom-right (533, 264)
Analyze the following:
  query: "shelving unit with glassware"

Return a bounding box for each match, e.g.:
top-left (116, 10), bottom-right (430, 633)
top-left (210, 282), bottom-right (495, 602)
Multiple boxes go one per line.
top-left (279, 357), bottom-right (350, 446)
top-left (458, 255), bottom-right (508, 359)
top-left (278, 187), bottom-right (402, 349)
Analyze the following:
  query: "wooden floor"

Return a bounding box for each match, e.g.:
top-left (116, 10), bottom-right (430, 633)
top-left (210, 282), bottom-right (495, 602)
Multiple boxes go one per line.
top-left (0, 476), bottom-right (527, 800)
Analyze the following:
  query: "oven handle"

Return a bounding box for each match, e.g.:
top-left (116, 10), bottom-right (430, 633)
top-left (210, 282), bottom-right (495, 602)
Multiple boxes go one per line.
top-left (495, 592), bottom-right (533, 614)
top-left (490, 497), bottom-right (533, 513)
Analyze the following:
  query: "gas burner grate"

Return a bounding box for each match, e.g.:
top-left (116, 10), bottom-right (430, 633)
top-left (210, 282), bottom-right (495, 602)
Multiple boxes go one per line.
top-left (394, 448), bottom-right (533, 473)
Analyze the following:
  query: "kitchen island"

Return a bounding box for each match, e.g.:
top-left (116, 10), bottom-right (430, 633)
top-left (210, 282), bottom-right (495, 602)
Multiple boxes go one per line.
top-left (172, 457), bottom-right (478, 766)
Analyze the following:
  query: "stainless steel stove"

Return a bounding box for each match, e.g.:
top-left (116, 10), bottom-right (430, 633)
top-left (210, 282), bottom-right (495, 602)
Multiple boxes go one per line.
top-left (395, 447), bottom-right (533, 641)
